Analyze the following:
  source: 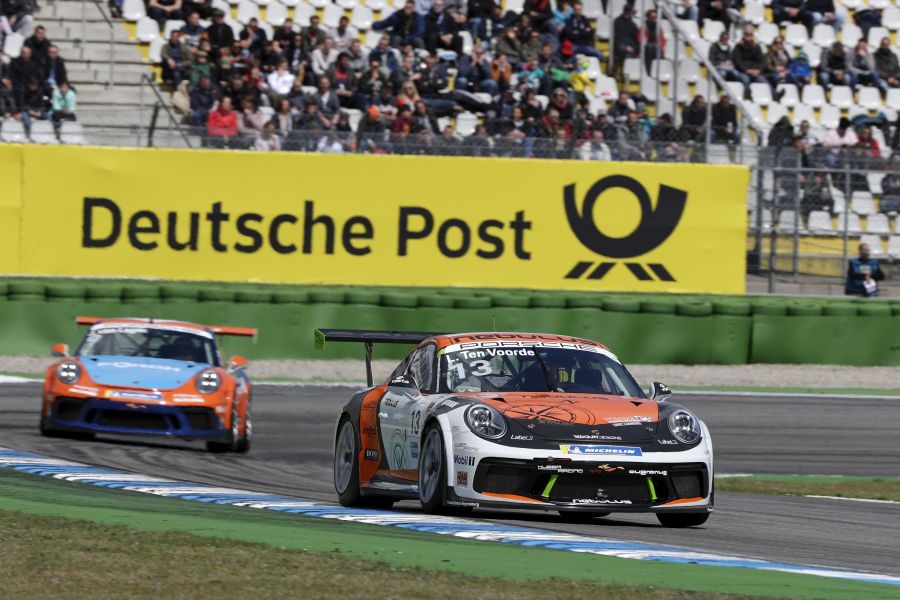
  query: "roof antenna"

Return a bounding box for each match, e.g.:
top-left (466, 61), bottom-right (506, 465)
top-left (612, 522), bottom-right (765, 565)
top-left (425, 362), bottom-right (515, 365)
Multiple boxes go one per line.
top-left (491, 315), bottom-right (497, 332)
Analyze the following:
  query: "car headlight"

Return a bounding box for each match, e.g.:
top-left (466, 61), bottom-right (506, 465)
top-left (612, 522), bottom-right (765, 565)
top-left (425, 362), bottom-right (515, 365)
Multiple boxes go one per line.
top-left (668, 409), bottom-right (701, 444)
top-left (56, 361), bottom-right (81, 384)
top-left (464, 404), bottom-right (507, 439)
top-left (196, 370), bottom-right (221, 394)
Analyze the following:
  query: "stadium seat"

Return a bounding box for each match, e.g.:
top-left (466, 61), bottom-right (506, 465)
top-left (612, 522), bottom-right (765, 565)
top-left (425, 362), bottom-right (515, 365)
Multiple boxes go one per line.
top-left (841, 24), bottom-right (863, 48)
top-left (59, 121), bottom-right (87, 145)
top-left (867, 26), bottom-right (890, 48)
top-left (678, 58), bottom-right (700, 84)
top-left (225, 18), bottom-right (242, 37)
top-left (505, 0), bottom-right (525, 12)
top-left (702, 18), bottom-right (724, 42)
top-left (623, 58), bottom-right (641, 84)
top-left (801, 84), bottom-right (826, 109)
top-left (887, 88), bottom-right (900, 111)
top-left (751, 82), bottom-right (772, 106)
top-left (308, 0), bottom-right (328, 7)
top-left (869, 0), bottom-right (889, 9)
top-left (691, 38), bottom-right (711, 62)
top-left (596, 14), bottom-right (611, 40)
top-left (136, 18), bottom-right (160, 45)
top-left (725, 80), bottom-right (744, 98)
top-left (830, 185), bottom-right (846, 213)
top-left (582, 0), bottom-right (602, 19)
top-left (122, 0), bottom-right (146, 21)
top-left (148, 37), bottom-right (165, 62)
top-left (852, 192), bottom-right (878, 216)
top-left (807, 210), bottom-right (834, 234)
top-left (162, 19), bottom-right (186, 39)
top-left (835, 212), bottom-right (861, 233)
top-left (888, 235), bottom-right (900, 258)
top-left (749, 208), bottom-right (773, 230)
top-left (784, 24), bottom-right (808, 49)
top-left (335, 0), bottom-right (356, 8)
top-left (756, 22), bottom-right (779, 46)
top-left (365, 0), bottom-right (386, 10)
top-left (266, 1), bottom-right (288, 26)
top-left (744, 101), bottom-right (764, 130)
top-left (29, 120), bottom-right (58, 144)
top-left (236, 0), bottom-right (260, 24)
top-left (258, 21), bottom-right (273, 39)
top-left (766, 102), bottom-right (787, 125)
top-left (841, 0), bottom-right (862, 9)
top-left (868, 171), bottom-right (885, 195)
top-left (649, 59), bottom-right (673, 83)
top-left (666, 81), bottom-right (690, 102)
top-left (884, 6), bottom-right (900, 30)
top-left (581, 55), bottom-right (601, 80)
top-left (860, 234), bottom-right (885, 257)
top-left (295, 2), bottom-right (314, 26)
top-left (858, 86), bottom-right (883, 111)
top-left (595, 75), bottom-right (618, 100)
top-left (456, 112), bottom-right (478, 136)
top-left (744, 0), bottom-right (765, 25)
top-left (777, 210), bottom-right (803, 232)
top-left (801, 41), bottom-right (822, 68)
top-left (323, 4), bottom-right (343, 30)
top-left (792, 102), bottom-right (815, 125)
top-left (820, 104), bottom-right (840, 129)
top-left (2, 32), bottom-right (24, 58)
top-left (1, 119), bottom-right (28, 143)
top-left (211, 0), bottom-right (230, 11)
top-left (639, 77), bottom-right (659, 101)
top-left (866, 213), bottom-right (891, 235)
top-left (777, 83), bottom-right (799, 107)
top-left (829, 85), bottom-right (854, 110)
top-left (677, 19), bottom-right (700, 42)
top-left (351, 5), bottom-right (374, 30)
top-left (253, 0), bottom-right (271, 7)
top-left (811, 23), bottom-right (836, 47)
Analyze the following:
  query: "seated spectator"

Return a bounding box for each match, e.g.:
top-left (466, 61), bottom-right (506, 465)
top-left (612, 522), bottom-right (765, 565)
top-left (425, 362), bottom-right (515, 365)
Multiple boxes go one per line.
top-left (329, 52), bottom-right (360, 108)
top-left (254, 121), bottom-right (282, 151)
top-left (266, 59), bottom-right (295, 104)
top-left (548, 86), bottom-right (573, 120)
top-left (787, 49), bottom-right (813, 88)
top-left (369, 36), bottom-right (401, 75)
top-left (698, 0), bottom-right (741, 25)
top-left (579, 128), bottom-right (611, 160)
top-left (710, 32), bottom-right (747, 88)
top-left (9, 46), bottom-right (42, 95)
top-left (711, 94), bottom-right (739, 144)
top-left (236, 96), bottom-right (264, 145)
top-left (50, 80), bottom-right (76, 126)
top-left (358, 58), bottom-right (388, 106)
top-left (425, 0), bottom-right (464, 55)
top-left (25, 25), bottom-right (50, 64)
top-left (189, 50), bottom-right (212, 88)
top-left (357, 105), bottom-right (389, 152)
top-left (160, 30), bottom-right (192, 87)
top-left (681, 95), bottom-right (707, 142)
top-left (317, 130), bottom-right (346, 153)
top-left (314, 75), bottom-right (341, 127)
top-left (764, 37), bottom-right (791, 88)
top-left (301, 15), bottom-right (327, 55)
top-left (879, 155), bottom-right (900, 214)
top-left (43, 45), bottom-right (67, 90)
top-left (524, 0), bottom-right (553, 33)
top-left (490, 52), bottom-right (513, 92)
top-left (466, 0), bottom-right (496, 43)
top-left (331, 16), bottom-right (359, 52)
top-left (240, 18), bottom-right (268, 57)
top-left (181, 11), bottom-right (206, 49)
top-left (148, 0), bottom-right (183, 25)
top-left (269, 98), bottom-right (295, 137)
top-left (823, 116), bottom-right (858, 166)
top-left (346, 39), bottom-right (367, 74)
top-left (372, 0), bottom-right (424, 48)
top-left (772, 0), bottom-right (812, 29)
top-left (608, 91), bottom-right (634, 120)
top-left (312, 37), bottom-right (339, 77)
top-left (650, 112), bottom-right (679, 142)
top-left (612, 3), bottom-right (638, 78)
top-left (641, 9), bottom-right (664, 74)
top-left (732, 26), bottom-right (767, 92)
top-left (845, 242), bottom-right (884, 297)
top-left (411, 98), bottom-right (439, 134)
top-left (495, 27), bottom-right (524, 68)
top-left (1, 0), bottom-right (34, 37)
top-left (796, 119), bottom-right (819, 146)
top-left (855, 125), bottom-right (880, 159)
top-left (676, 0), bottom-right (698, 22)
top-left (0, 75), bottom-right (17, 117)
top-left (616, 109), bottom-right (648, 160)
top-left (456, 44), bottom-right (496, 95)
top-left (518, 61), bottom-right (545, 92)
top-left (19, 77), bottom-right (48, 131)
top-left (190, 75), bottom-right (218, 129)
top-left (819, 42), bottom-right (852, 88)
top-left (563, 2), bottom-right (603, 61)
top-left (851, 40), bottom-right (885, 94)
top-left (207, 9), bottom-right (235, 57)
top-left (172, 80), bottom-right (191, 117)
top-left (804, 0), bottom-right (842, 32)
top-left (874, 37), bottom-right (900, 88)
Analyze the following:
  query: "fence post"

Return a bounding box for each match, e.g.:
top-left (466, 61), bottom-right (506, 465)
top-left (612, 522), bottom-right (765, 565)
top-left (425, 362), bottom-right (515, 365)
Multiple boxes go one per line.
top-left (80, 0), bottom-right (86, 59)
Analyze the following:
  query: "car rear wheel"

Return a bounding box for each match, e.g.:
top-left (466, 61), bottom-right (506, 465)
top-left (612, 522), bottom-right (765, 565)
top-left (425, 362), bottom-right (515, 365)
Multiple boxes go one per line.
top-left (656, 512), bottom-right (710, 528)
top-left (558, 511), bottom-right (610, 523)
top-left (334, 416), bottom-right (363, 506)
top-left (419, 423), bottom-right (448, 513)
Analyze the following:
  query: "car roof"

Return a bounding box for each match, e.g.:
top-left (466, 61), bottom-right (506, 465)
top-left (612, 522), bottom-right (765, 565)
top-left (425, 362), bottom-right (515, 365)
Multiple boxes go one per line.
top-left (89, 318), bottom-right (213, 335)
top-left (428, 332), bottom-right (609, 350)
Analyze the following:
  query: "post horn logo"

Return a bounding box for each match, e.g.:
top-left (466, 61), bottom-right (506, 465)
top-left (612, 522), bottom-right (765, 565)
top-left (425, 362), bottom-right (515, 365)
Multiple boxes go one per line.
top-left (563, 175), bottom-right (687, 282)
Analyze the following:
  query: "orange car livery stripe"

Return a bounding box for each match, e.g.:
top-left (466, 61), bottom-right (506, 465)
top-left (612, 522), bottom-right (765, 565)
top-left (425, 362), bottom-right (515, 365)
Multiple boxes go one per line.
top-left (357, 386), bottom-right (386, 487)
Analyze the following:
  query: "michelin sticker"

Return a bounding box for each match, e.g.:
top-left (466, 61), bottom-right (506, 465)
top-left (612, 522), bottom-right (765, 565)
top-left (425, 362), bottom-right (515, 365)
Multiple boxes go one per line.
top-left (559, 445), bottom-right (643, 456)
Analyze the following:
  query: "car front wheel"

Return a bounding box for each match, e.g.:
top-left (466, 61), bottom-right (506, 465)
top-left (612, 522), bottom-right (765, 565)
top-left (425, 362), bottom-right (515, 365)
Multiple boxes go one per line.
top-left (418, 423), bottom-right (448, 513)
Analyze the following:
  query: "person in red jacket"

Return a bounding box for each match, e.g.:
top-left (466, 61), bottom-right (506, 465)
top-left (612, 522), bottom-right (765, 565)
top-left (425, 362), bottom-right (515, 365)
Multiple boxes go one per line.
top-left (207, 96), bottom-right (240, 148)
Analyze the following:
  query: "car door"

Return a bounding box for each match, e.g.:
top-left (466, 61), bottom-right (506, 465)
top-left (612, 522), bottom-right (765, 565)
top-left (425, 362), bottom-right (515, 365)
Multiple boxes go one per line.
top-left (378, 343), bottom-right (435, 475)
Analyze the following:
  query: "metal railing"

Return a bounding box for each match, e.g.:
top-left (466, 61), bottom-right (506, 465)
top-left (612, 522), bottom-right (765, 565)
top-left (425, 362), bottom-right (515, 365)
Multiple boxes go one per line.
top-left (138, 74), bottom-right (193, 148)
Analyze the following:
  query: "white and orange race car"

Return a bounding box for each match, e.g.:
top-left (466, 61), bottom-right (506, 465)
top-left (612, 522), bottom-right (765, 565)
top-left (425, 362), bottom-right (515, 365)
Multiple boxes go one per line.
top-left (319, 329), bottom-right (713, 527)
top-left (41, 317), bottom-right (256, 453)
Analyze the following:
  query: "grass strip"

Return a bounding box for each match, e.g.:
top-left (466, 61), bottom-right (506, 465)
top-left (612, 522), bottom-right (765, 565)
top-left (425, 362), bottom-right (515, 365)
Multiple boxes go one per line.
top-left (716, 475), bottom-right (900, 502)
top-left (1, 471), bottom-right (899, 599)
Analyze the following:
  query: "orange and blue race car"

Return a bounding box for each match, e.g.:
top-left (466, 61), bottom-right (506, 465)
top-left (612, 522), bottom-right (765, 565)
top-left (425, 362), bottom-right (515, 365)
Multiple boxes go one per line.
top-left (41, 317), bottom-right (256, 453)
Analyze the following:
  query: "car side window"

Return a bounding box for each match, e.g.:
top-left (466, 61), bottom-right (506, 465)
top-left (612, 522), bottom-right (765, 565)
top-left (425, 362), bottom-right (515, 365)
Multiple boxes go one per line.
top-left (407, 344), bottom-right (436, 393)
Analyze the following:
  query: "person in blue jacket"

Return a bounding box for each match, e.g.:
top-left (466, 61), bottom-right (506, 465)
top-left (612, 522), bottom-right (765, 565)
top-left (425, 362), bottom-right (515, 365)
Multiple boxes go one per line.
top-left (846, 242), bottom-right (885, 296)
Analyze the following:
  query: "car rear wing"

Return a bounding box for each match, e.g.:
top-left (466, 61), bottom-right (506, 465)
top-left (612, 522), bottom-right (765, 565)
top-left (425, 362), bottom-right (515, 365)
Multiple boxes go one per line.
top-left (75, 316), bottom-right (257, 341)
top-left (314, 329), bottom-right (442, 386)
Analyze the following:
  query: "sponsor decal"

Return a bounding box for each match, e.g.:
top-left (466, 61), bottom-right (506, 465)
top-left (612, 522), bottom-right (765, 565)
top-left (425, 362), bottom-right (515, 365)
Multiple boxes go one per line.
top-left (560, 445), bottom-right (643, 457)
top-left (605, 416), bottom-right (653, 424)
top-left (410, 441), bottom-right (419, 460)
top-left (446, 500), bottom-right (479, 508)
top-left (172, 394), bottom-right (203, 403)
top-left (510, 434), bottom-right (534, 441)
top-left (106, 390), bottom-right (163, 401)
top-left (441, 400), bottom-right (459, 409)
top-left (589, 464), bottom-right (625, 474)
top-left (96, 362), bottom-right (181, 372)
top-left (124, 403), bottom-right (147, 410)
top-left (364, 449), bottom-right (380, 461)
top-left (573, 431), bottom-right (622, 441)
top-left (454, 454), bottom-right (475, 466)
top-left (362, 425), bottom-right (377, 438)
top-left (572, 498), bottom-right (633, 505)
top-left (536, 465), bottom-right (583, 474)
top-left (628, 469), bottom-right (668, 476)
top-left (384, 397), bottom-right (400, 408)
top-left (67, 386), bottom-right (99, 395)
top-left (657, 439), bottom-right (678, 445)
top-left (456, 471), bottom-right (468, 487)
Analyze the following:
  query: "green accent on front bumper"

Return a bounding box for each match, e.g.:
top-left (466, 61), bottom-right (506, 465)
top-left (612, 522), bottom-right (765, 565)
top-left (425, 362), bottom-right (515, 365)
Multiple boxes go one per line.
top-left (541, 474), bottom-right (558, 498)
top-left (646, 477), bottom-right (658, 501)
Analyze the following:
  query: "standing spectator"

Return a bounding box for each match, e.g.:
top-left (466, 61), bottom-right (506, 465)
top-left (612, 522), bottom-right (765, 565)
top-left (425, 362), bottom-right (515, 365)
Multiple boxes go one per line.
top-left (764, 37), bottom-right (791, 87)
top-left (642, 9), bottom-right (664, 74)
top-left (42, 45), bottom-right (67, 90)
top-left (819, 42), bottom-right (852, 88)
top-left (710, 32), bottom-right (747, 88)
top-left (874, 37), bottom-right (900, 88)
top-left (312, 37), bottom-right (339, 77)
top-left (772, 0), bottom-right (812, 30)
top-left (180, 11), bottom-right (206, 49)
top-left (845, 242), bottom-right (884, 296)
top-left (612, 3), bottom-right (639, 79)
top-left (563, 2), bottom-right (603, 61)
top-left (148, 0), bottom-right (183, 25)
top-left (711, 93), bottom-right (739, 144)
top-left (207, 10), bottom-right (235, 57)
top-left (804, 0), bottom-right (841, 32)
top-left (787, 49), bottom-right (813, 88)
top-left (372, 0), bottom-right (424, 47)
top-left (732, 26), bottom-right (767, 91)
top-left (207, 96), bottom-right (239, 147)
top-left (190, 75), bottom-right (218, 129)
top-left (50, 80), bottom-right (76, 126)
top-left (160, 30), bottom-right (192, 86)
top-left (851, 40), bottom-right (885, 94)
top-left (331, 16), bottom-right (359, 51)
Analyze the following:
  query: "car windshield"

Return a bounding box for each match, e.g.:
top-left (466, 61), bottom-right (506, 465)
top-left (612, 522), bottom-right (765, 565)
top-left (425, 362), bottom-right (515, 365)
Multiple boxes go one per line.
top-left (77, 326), bottom-right (219, 365)
top-left (438, 344), bottom-right (644, 396)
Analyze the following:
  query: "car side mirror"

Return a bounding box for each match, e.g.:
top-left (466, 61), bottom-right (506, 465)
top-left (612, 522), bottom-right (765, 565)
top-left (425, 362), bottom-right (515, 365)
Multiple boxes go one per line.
top-left (228, 355), bottom-right (248, 371)
top-left (388, 373), bottom-right (419, 390)
top-left (648, 381), bottom-right (673, 402)
top-left (51, 343), bottom-right (69, 357)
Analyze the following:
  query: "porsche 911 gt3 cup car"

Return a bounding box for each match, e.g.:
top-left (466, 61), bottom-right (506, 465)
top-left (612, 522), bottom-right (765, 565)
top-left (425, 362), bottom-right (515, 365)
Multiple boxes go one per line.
top-left (41, 317), bottom-right (256, 453)
top-left (318, 329), bottom-right (713, 527)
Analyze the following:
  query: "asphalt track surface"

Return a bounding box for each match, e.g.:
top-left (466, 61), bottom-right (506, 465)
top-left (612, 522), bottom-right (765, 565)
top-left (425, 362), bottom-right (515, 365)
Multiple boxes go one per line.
top-left (2, 383), bottom-right (899, 577)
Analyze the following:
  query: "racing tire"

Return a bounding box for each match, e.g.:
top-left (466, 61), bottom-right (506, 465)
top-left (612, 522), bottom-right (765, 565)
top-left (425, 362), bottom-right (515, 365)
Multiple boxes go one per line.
top-left (333, 416), bottom-right (394, 509)
top-left (418, 423), bottom-right (449, 514)
top-left (234, 396), bottom-right (252, 454)
top-left (206, 397), bottom-right (249, 453)
top-left (558, 511), bottom-right (610, 523)
top-left (39, 417), bottom-right (95, 441)
top-left (656, 512), bottom-right (710, 528)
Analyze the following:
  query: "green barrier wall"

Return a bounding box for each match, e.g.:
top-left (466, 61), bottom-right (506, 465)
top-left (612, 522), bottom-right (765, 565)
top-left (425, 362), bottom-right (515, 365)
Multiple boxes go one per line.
top-left (0, 278), bottom-right (897, 365)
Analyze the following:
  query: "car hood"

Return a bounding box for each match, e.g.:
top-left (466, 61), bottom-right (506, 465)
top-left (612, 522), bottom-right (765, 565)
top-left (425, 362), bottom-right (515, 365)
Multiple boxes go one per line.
top-left (470, 392), bottom-right (659, 443)
top-left (78, 355), bottom-right (207, 390)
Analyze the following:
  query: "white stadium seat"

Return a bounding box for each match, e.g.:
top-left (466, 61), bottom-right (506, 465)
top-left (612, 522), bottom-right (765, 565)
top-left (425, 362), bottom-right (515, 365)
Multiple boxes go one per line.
top-left (860, 234), bottom-right (886, 257)
top-left (801, 84), bottom-right (826, 109)
top-left (866, 213), bottom-right (892, 235)
top-left (136, 16), bottom-right (160, 43)
top-left (122, 0), bottom-right (146, 21)
top-left (1, 119), bottom-right (28, 143)
top-left (29, 120), bottom-right (59, 145)
top-left (807, 210), bottom-right (834, 234)
top-left (59, 121), bottom-right (87, 145)
top-left (852, 192), bottom-right (878, 216)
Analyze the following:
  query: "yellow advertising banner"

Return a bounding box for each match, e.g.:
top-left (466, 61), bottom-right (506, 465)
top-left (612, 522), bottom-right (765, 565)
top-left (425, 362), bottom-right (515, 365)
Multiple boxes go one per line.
top-left (14, 145), bottom-right (749, 293)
